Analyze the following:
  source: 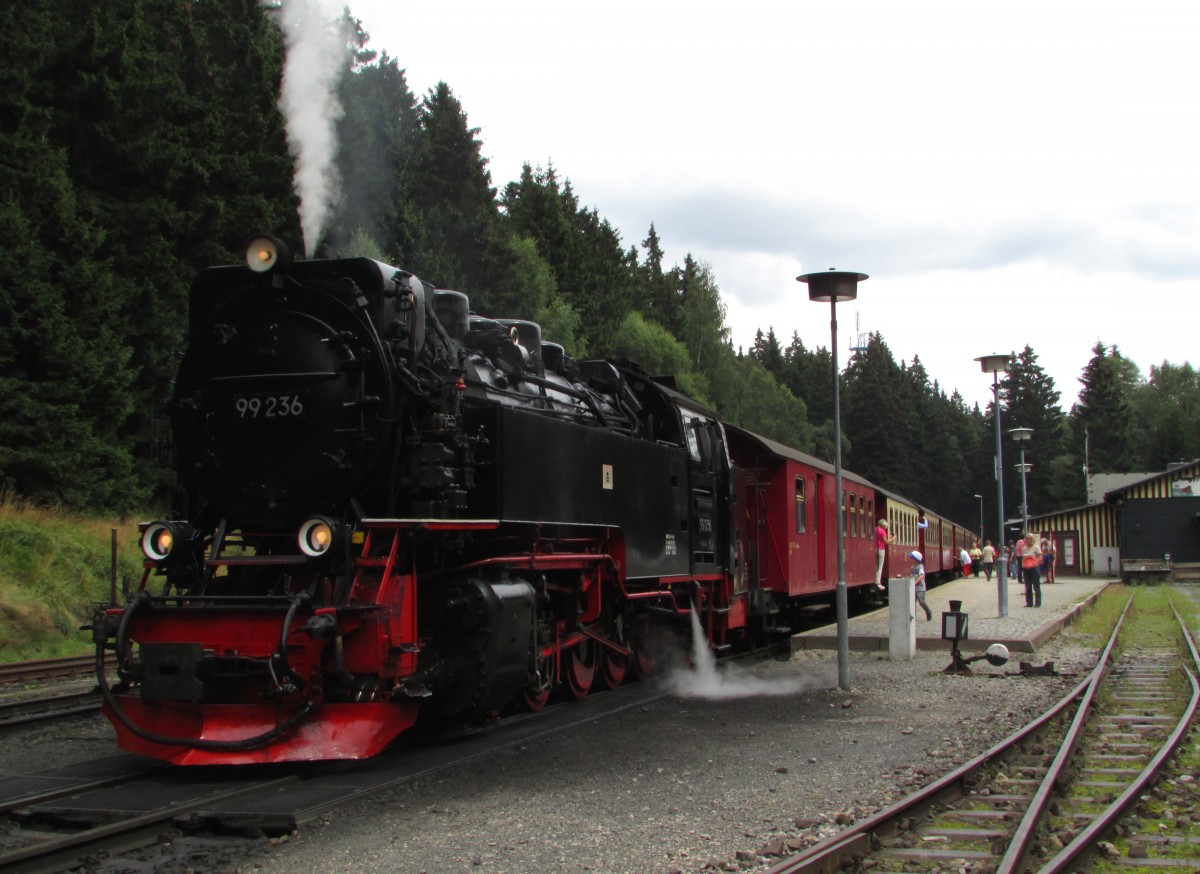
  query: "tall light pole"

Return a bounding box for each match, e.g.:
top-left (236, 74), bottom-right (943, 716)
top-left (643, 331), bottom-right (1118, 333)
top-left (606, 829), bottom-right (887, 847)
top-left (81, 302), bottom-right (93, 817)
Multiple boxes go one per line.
top-left (799, 268), bottom-right (867, 692)
top-left (976, 354), bottom-right (1009, 618)
top-left (1010, 427), bottom-right (1033, 537)
top-left (973, 493), bottom-right (984, 543)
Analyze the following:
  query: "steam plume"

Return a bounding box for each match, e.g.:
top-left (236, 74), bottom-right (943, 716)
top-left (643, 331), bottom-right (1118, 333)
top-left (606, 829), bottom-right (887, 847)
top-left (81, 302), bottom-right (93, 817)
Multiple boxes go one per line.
top-left (666, 608), bottom-right (814, 699)
top-left (274, 0), bottom-right (351, 256)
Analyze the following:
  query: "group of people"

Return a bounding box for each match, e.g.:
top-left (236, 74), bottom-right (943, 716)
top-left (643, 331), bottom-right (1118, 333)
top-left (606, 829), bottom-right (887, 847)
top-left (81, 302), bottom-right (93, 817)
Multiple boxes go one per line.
top-left (957, 540), bottom-right (997, 580)
top-left (873, 517), bottom-right (1057, 621)
top-left (874, 518), bottom-right (934, 622)
top-left (1007, 533), bottom-right (1056, 607)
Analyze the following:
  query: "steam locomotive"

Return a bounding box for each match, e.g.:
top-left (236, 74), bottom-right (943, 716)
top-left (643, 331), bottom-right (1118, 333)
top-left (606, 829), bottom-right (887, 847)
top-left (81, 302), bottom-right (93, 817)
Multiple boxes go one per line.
top-left (92, 235), bottom-right (973, 764)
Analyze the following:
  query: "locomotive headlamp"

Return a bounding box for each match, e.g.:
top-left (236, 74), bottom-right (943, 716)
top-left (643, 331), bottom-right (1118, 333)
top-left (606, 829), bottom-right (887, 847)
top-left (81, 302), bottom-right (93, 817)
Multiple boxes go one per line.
top-left (299, 516), bottom-right (341, 557)
top-left (244, 234), bottom-right (293, 275)
top-left (141, 521), bottom-right (196, 562)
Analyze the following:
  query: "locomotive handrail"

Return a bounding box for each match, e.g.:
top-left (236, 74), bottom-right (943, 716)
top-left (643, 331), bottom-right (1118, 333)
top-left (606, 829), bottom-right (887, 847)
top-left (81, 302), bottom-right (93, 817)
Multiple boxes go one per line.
top-left (430, 552), bottom-right (617, 576)
top-left (127, 594), bottom-right (302, 605)
top-left (208, 370), bottom-right (340, 383)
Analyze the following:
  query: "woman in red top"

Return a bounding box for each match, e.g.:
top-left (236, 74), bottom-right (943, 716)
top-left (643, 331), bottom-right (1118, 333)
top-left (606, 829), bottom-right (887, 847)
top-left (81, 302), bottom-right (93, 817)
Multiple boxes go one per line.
top-left (874, 520), bottom-right (892, 590)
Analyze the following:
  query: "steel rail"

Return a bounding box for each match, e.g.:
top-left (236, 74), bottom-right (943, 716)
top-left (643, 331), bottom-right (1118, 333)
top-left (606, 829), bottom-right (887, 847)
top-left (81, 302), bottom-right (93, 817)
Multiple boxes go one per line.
top-left (761, 672), bottom-right (1093, 874)
top-left (0, 772), bottom-right (301, 872)
top-left (763, 596), bottom-right (1136, 874)
top-left (1035, 599), bottom-right (1200, 874)
top-left (0, 690), bottom-right (100, 729)
top-left (0, 655), bottom-right (100, 684)
top-left (995, 594), bottom-right (1135, 874)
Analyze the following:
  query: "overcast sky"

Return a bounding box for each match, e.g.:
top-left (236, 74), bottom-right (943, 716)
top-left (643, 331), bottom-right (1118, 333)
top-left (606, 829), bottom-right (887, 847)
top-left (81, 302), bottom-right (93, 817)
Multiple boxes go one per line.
top-left (345, 0), bottom-right (1198, 410)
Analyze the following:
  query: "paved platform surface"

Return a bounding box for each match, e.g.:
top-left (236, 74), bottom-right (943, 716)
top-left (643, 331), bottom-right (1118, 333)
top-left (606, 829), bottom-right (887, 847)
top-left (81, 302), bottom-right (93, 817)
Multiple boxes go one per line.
top-left (791, 573), bottom-right (1113, 655)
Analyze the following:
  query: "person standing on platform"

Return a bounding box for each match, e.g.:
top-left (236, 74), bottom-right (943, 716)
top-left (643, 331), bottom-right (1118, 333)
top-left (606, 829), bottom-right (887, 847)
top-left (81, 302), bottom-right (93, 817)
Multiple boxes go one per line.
top-left (970, 541), bottom-right (983, 577)
top-left (981, 540), bottom-right (996, 582)
top-left (1021, 533), bottom-right (1042, 607)
top-left (909, 550), bottom-right (932, 621)
top-left (873, 519), bottom-right (893, 591)
top-left (1042, 533), bottom-right (1057, 583)
top-left (959, 546), bottom-right (971, 578)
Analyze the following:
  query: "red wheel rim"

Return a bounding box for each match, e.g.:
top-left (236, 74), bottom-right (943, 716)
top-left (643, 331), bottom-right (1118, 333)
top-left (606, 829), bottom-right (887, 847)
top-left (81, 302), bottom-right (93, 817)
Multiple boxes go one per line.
top-left (565, 639), bottom-right (597, 698)
top-left (629, 619), bottom-right (656, 680)
top-left (599, 649), bottom-right (628, 689)
top-left (523, 686), bottom-right (551, 711)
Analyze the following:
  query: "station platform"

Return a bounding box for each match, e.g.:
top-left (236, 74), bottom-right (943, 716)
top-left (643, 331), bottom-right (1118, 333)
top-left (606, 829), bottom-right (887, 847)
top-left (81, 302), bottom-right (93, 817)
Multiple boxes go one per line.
top-left (790, 573), bottom-right (1113, 655)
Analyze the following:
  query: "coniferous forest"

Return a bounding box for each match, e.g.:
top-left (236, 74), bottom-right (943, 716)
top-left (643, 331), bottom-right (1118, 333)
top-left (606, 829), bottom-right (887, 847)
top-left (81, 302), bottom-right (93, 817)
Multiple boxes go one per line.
top-left (2, 3), bottom-right (1198, 536)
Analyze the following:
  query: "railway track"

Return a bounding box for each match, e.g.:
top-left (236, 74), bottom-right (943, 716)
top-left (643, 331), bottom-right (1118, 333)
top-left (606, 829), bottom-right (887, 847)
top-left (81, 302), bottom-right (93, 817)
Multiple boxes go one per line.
top-left (0, 654), bottom-right (99, 685)
top-left (0, 640), bottom-right (718, 873)
top-left (765, 588), bottom-right (1200, 873)
top-left (0, 655), bottom-right (112, 730)
top-left (0, 690), bottom-right (100, 729)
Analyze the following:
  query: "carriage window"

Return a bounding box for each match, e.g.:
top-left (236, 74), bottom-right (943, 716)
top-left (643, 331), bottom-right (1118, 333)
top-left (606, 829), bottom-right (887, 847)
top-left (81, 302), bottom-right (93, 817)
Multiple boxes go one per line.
top-left (858, 495), bottom-right (866, 538)
top-left (680, 411), bottom-right (706, 464)
top-left (795, 477), bottom-right (806, 533)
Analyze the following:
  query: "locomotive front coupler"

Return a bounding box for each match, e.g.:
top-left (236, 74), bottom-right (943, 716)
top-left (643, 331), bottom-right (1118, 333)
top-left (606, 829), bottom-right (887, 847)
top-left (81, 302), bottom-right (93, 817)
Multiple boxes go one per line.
top-left (298, 610), bottom-right (353, 688)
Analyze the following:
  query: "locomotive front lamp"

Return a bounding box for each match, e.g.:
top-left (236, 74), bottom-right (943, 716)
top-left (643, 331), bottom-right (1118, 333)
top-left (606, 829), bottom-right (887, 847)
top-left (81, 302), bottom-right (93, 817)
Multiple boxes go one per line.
top-left (299, 516), bottom-right (340, 557)
top-left (976, 353), bottom-right (1011, 620)
top-left (798, 268), bottom-right (868, 692)
top-left (140, 521), bottom-right (196, 562)
top-left (244, 234), bottom-right (293, 275)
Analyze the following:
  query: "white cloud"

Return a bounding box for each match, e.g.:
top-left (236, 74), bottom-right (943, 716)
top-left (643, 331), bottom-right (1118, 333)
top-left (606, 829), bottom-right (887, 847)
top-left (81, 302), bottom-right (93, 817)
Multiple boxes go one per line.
top-left (347, 0), bottom-right (1200, 411)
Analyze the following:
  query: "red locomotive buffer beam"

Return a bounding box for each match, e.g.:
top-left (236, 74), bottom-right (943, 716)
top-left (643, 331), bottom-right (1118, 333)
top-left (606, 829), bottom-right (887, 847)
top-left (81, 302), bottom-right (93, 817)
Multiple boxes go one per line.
top-left (95, 574), bottom-right (423, 765)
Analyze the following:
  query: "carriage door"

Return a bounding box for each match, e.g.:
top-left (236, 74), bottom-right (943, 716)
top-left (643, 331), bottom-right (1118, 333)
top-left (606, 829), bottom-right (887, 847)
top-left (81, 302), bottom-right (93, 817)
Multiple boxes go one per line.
top-left (682, 411), bottom-right (730, 575)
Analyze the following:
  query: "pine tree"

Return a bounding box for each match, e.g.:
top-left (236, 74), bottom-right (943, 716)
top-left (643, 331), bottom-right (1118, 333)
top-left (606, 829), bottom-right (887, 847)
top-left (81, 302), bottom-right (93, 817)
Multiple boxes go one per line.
top-left (404, 81), bottom-right (501, 292)
top-left (783, 333), bottom-right (833, 427)
top-left (1132, 362), bottom-right (1200, 468)
top-left (749, 328), bottom-right (786, 382)
top-left (842, 334), bottom-right (917, 492)
top-left (331, 50), bottom-right (421, 263)
top-left (1001, 345), bottom-right (1068, 515)
top-left (501, 165), bottom-right (633, 354)
top-left (672, 255), bottom-right (729, 375)
top-left (1072, 342), bottom-right (1140, 475)
top-left (637, 223), bottom-right (678, 333)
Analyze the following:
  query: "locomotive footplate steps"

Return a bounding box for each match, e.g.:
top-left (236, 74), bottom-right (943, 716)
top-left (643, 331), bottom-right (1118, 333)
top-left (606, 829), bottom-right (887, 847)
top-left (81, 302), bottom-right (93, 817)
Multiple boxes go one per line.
top-left (790, 574), bottom-right (1109, 656)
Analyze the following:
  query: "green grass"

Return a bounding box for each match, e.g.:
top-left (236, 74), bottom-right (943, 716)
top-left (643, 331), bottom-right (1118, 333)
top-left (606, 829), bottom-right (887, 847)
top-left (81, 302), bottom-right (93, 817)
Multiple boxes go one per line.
top-left (0, 498), bottom-right (146, 661)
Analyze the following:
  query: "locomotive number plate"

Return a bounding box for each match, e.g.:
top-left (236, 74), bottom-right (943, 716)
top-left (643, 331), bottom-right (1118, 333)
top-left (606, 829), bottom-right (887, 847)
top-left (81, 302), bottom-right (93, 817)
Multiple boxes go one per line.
top-left (232, 392), bottom-right (308, 420)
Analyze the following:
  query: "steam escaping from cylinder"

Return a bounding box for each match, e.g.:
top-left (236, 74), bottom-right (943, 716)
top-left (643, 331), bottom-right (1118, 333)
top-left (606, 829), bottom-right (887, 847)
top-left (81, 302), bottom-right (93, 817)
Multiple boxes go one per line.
top-left (666, 608), bottom-right (814, 699)
top-left (274, 0), bottom-right (352, 256)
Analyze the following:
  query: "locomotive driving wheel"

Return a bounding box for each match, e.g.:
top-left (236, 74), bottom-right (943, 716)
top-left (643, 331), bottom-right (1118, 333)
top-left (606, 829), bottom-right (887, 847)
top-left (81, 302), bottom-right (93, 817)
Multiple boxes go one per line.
top-left (522, 683), bottom-right (552, 711)
top-left (564, 638), bottom-right (597, 698)
top-left (628, 617), bottom-right (656, 680)
top-left (599, 645), bottom-right (628, 689)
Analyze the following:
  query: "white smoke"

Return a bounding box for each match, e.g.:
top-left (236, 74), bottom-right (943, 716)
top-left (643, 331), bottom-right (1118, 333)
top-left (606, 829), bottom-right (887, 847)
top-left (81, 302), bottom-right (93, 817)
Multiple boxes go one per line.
top-left (666, 608), bottom-right (814, 699)
top-left (274, 0), bottom-right (352, 256)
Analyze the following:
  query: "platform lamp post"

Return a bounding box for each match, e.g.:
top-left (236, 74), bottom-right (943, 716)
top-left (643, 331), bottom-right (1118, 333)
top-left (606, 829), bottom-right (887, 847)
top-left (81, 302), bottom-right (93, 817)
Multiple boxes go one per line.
top-left (973, 493), bottom-right (984, 543)
top-left (975, 354), bottom-right (1010, 619)
top-left (799, 268), bottom-right (867, 692)
top-left (1010, 427), bottom-right (1033, 538)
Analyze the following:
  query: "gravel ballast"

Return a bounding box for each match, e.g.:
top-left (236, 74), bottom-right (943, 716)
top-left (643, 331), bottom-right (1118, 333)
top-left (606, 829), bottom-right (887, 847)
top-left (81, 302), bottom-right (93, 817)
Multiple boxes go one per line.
top-left (244, 636), bottom-right (1091, 874)
top-left (0, 635), bottom-right (1093, 873)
